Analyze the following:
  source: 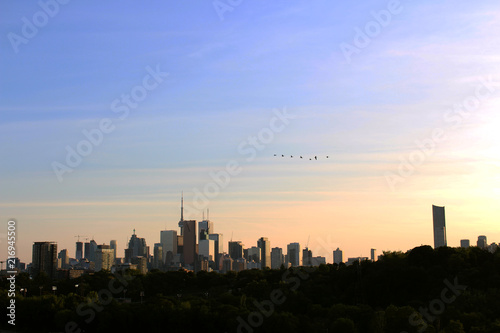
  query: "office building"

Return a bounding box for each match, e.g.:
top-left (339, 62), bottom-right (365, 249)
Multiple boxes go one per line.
top-left (222, 257), bottom-right (233, 273)
top-left (176, 194), bottom-right (196, 267)
top-left (131, 256), bottom-right (148, 274)
top-left (198, 214), bottom-right (214, 241)
top-left (346, 257), bottom-right (369, 265)
top-left (257, 237), bottom-right (271, 269)
top-left (433, 205), bottom-right (447, 248)
top-left (88, 239), bottom-right (98, 262)
top-left (271, 247), bottom-right (284, 269)
top-left (209, 233), bottom-right (223, 264)
top-left (75, 241), bottom-right (83, 260)
top-left (126, 230), bottom-right (149, 263)
top-left (95, 245), bottom-right (115, 272)
top-left (287, 243), bottom-right (301, 267)
top-left (460, 239), bottom-right (470, 248)
top-left (32, 241), bottom-right (57, 279)
top-left (160, 230), bottom-right (178, 264)
top-left (160, 230), bottom-right (178, 263)
top-left (302, 247), bottom-right (312, 266)
top-left (311, 256), bottom-right (326, 266)
top-left (182, 220), bottom-right (197, 266)
top-left (110, 240), bottom-right (117, 260)
top-left (229, 241), bottom-right (244, 260)
top-left (371, 249), bottom-right (377, 262)
top-left (247, 246), bottom-right (260, 263)
top-left (58, 249), bottom-right (69, 269)
top-left (153, 243), bottom-right (163, 270)
top-left (477, 235), bottom-right (488, 249)
top-left (199, 239), bottom-right (215, 261)
top-left (333, 248), bottom-right (343, 264)
top-left (84, 242), bottom-right (90, 260)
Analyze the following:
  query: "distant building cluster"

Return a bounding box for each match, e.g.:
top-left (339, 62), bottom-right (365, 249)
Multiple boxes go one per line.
top-left (3, 203), bottom-right (497, 279)
top-left (432, 205), bottom-right (497, 253)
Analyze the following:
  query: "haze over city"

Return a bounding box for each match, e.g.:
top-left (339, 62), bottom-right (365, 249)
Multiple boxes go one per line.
top-left (1, 1), bottom-right (499, 265)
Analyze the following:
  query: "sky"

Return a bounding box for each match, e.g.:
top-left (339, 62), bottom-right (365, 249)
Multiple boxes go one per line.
top-left (1, 0), bottom-right (500, 264)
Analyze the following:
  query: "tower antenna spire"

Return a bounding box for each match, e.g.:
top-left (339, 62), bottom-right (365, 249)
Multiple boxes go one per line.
top-left (181, 191), bottom-right (184, 222)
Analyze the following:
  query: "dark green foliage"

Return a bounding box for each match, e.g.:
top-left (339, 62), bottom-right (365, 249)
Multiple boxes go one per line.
top-left (1, 246), bottom-right (499, 332)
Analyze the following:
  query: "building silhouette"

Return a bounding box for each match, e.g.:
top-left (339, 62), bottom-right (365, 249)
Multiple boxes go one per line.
top-left (153, 243), bottom-right (163, 270)
top-left (229, 241), bottom-right (244, 260)
top-left (477, 235), bottom-right (487, 249)
top-left (198, 211), bottom-right (214, 241)
top-left (333, 248), bottom-right (343, 264)
top-left (160, 230), bottom-right (177, 265)
top-left (32, 241), bottom-right (57, 279)
top-left (181, 220), bottom-right (197, 267)
top-left (199, 239), bottom-right (215, 261)
top-left (246, 246), bottom-right (260, 263)
top-left (287, 243), bottom-right (301, 267)
top-left (432, 205), bottom-right (447, 248)
top-left (110, 240), bottom-right (117, 261)
top-left (75, 241), bottom-right (83, 260)
top-left (95, 244), bottom-right (115, 272)
top-left (257, 237), bottom-right (271, 269)
top-left (302, 247), bottom-right (312, 266)
top-left (209, 233), bottom-right (223, 265)
top-left (126, 230), bottom-right (149, 263)
top-left (460, 239), bottom-right (470, 248)
top-left (57, 249), bottom-right (69, 269)
top-left (271, 247), bottom-right (284, 269)
top-left (88, 239), bottom-right (98, 263)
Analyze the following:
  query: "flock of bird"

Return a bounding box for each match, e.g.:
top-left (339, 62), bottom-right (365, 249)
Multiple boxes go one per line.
top-left (274, 154), bottom-right (329, 160)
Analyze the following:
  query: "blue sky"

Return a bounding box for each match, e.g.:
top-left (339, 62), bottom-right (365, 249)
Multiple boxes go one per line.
top-left (1, 1), bottom-right (500, 263)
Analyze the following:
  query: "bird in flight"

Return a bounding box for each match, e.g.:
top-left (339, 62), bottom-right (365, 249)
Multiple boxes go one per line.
top-left (273, 154), bottom-right (329, 161)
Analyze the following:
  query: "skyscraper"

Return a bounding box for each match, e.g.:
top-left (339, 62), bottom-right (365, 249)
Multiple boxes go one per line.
top-left (371, 249), bottom-right (377, 262)
top-left (477, 235), bottom-right (487, 249)
top-left (176, 193), bottom-right (197, 267)
top-left (460, 239), bottom-right (470, 248)
top-left (247, 246), bottom-right (261, 263)
top-left (433, 205), bottom-right (447, 248)
top-left (32, 242), bottom-right (57, 279)
top-left (58, 249), bottom-right (69, 269)
top-left (257, 237), bottom-right (271, 269)
top-left (302, 247), bottom-right (312, 266)
top-left (160, 230), bottom-right (177, 264)
top-left (153, 243), bottom-right (163, 270)
top-left (287, 243), bottom-right (301, 267)
top-left (126, 230), bottom-right (149, 263)
top-left (199, 239), bottom-right (215, 261)
top-left (84, 242), bottom-right (90, 259)
top-left (110, 240), bottom-right (117, 260)
top-left (75, 241), bottom-right (83, 260)
top-left (182, 220), bottom-right (197, 266)
top-left (209, 233), bottom-right (223, 265)
top-left (95, 245), bottom-right (115, 272)
top-left (198, 214), bottom-right (214, 241)
top-left (229, 241), bottom-right (244, 260)
top-left (333, 248), bottom-right (343, 264)
top-left (88, 239), bottom-right (98, 262)
top-left (271, 247), bottom-right (284, 269)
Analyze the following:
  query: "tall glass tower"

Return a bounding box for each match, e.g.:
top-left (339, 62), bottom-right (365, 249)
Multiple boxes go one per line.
top-left (433, 205), bottom-right (447, 248)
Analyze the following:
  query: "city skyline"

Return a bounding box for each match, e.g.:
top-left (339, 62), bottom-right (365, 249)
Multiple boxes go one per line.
top-left (2, 1), bottom-right (500, 265)
top-left (5, 199), bottom-right (499, 265)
